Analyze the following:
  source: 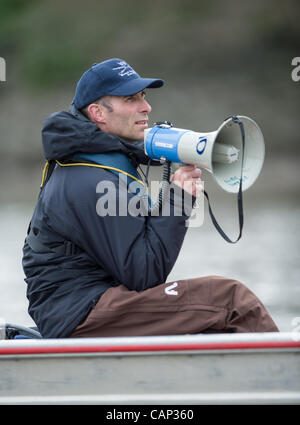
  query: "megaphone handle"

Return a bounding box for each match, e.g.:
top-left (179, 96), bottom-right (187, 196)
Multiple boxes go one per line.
top-left (204, 116), bottom-right (245, 244)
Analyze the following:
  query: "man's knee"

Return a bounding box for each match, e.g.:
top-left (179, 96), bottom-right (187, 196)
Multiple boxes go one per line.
top-left (185, 274), bottom-right (262, 312)
top-left (205, 275), bottom-right (253, 308)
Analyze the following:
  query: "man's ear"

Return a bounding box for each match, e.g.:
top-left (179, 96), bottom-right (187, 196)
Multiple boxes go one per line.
top-left (88, 103), bottom-right (106, 124)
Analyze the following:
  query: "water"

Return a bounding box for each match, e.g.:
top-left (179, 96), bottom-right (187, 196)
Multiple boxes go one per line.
top-left (0, 160), bottom-right (300, 333)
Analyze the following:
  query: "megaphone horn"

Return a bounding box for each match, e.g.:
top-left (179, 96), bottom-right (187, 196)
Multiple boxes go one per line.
top-left (144, 115), bottom-right (265, 194)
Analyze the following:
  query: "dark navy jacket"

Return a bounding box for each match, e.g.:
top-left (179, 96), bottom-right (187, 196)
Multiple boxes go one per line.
top-left (22, 106), bottom-right (193, 338)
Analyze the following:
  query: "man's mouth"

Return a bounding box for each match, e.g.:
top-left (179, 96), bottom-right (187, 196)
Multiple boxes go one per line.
top-left (135, 119), bottom-right (148, 128)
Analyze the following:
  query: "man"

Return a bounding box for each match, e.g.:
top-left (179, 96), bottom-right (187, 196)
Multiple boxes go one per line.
top-left (22, 58), bottom-right (278, 338)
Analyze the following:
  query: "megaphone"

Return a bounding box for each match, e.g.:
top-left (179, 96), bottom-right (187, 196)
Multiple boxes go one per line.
top-left (144, 115), bottom-right (265, 193)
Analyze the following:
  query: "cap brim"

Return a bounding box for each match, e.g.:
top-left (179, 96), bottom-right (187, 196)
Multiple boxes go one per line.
top-left (108, 77), bottom-right (164, 96)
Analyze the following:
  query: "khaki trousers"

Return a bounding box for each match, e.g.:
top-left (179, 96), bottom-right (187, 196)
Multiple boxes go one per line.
top-left (70, 276), bottom-right (279, 338)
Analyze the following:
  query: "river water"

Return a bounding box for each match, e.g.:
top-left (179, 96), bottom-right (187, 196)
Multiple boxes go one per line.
top-left (0, 156), bottom-right (299, 333)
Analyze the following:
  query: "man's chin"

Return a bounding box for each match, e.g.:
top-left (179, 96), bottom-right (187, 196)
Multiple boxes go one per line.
top-left (123, 133), bottom-right (144, 143)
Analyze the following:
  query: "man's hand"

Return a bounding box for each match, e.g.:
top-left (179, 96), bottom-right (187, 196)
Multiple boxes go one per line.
top-left (170, 165), bottom-right (203, 197)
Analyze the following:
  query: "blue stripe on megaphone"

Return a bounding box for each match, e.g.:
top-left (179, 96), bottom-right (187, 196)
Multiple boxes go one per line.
top-left (145, 126), bottom-right (188, 163)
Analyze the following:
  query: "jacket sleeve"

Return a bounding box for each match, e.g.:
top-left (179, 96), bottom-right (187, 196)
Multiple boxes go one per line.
top-left (45, 166), bottom-right (195, 292)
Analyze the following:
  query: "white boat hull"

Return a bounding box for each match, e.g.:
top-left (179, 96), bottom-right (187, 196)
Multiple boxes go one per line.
top-left (0, 332), bottom-right (299, 404)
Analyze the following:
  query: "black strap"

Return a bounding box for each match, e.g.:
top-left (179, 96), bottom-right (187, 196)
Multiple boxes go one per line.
top-left (204, 115), bottom-right (245, 244)
top-left (26, 226), bottom-right (81, 256)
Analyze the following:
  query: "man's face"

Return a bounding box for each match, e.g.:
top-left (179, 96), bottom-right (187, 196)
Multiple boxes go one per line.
top-left (98, 91), bottom-right (152, 142)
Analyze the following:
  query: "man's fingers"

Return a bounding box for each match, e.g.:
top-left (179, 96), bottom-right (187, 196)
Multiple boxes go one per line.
top-left (170, 165), bottom-right (203, 197)
top-left (177, 168), bottom-right (202, 182)
top-left (173, 165), bottom-right (201, 178)
top-left (179, 164), bottom-right (196, 171)
top-left (190, 168), bottom-right (202, 178)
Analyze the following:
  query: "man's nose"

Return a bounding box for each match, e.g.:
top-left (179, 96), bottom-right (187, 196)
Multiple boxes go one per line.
top-left (140, 98), bottom-right (152, 114)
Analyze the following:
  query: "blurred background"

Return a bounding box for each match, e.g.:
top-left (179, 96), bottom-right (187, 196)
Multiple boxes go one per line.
top-left (0, 0), bottom-right (299, 331)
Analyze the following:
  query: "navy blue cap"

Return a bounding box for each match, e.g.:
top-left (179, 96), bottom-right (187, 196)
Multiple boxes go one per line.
top-left (73, 58), bottom-right (164, 109)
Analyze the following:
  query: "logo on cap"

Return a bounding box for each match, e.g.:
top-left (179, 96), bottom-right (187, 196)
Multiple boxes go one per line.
top-left (112, 61), bottom-right (137, 78)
